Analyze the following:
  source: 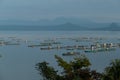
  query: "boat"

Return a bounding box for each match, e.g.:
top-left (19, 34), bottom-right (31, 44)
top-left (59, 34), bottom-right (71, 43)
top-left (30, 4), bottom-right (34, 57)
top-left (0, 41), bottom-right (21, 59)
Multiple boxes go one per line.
top-left (62, 52), bottom-right (80, 56)
top-left (84, 50), bottom-right (97, 53)
top-left (40, 43), bottom-right (52, 46)
top-left (66, 48), bottom-right (74, 50)
top-left (28, 44), bottom-right (41, 47)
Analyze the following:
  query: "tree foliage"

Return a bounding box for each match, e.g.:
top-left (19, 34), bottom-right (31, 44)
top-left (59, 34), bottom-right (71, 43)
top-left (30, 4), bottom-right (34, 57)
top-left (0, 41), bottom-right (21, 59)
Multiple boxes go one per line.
top-left (36, 56), bottom-right (120, 80)
top-left (36, 61), bottom-right (63, 80)
top-left (102, 59), bottom-right (120, 80)
top-left (36, 55), bottom-right (102, 80)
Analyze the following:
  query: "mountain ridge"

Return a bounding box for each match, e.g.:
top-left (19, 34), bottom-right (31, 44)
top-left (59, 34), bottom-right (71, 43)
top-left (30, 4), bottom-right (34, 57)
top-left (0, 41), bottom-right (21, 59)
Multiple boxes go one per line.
top-left (0, 17), bottom-right (119, 31)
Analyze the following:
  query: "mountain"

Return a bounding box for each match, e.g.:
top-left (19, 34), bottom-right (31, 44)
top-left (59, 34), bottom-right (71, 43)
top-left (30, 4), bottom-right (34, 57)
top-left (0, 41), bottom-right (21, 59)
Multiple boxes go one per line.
top-left (95, 22), bottom-right (120, 31)
top-left (0, 22), bottom-right (119, 31)
top-left (107, 23), bottom-right (120, 31)
top-left (50, 22), bottom-right (89, 31)
top-left (0, 22), bottom-right (89, 31)
top-left (0, 17), bottom-right (103, 27)
top-left (0, 17), bottom-right (120, 31)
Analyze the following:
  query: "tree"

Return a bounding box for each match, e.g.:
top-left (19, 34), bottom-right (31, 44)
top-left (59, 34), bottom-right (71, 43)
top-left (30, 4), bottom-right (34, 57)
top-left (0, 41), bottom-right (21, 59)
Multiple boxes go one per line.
top-left (102, 59), bottom-right (120, 80)
top-left (55, 55), bottom-right (92, 80)
top-left (35, 61), bottom-right (63, 80)
top-left (36, 55), bottom-right (102, 80)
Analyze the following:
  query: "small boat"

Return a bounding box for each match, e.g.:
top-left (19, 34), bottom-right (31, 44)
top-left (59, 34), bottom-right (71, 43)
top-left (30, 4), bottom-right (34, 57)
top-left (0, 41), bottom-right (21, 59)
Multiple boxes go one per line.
top-left (5, 43), bottom-right (20, 45)
top-left (62, 52), bottom-right (80, 56)
top-left (40, 43), bottom-right (52, 46)
top-left (40, 46), bottom-right (53, 50)
top-left (84, 50), bottom-right (97, 53)
top-left (28, 44), bottom-right (41, 47)
top-left (66, 48), bottom-right (74, 50)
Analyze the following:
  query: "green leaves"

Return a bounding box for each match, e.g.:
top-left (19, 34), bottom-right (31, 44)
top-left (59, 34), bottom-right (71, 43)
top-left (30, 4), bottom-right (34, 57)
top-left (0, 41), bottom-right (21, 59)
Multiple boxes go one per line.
top-left (55, 55), bottom-right (95, 80)
top-left (55, 55), bottom-right (72, 73)
top-left (36, 55), bottom-right (102, 80)
top-left (103, 59), bottom-right (120, 80)
top-left (71, 55), bottom-right (91, 70)
top-left (36, 61), bottom-right (58, 80)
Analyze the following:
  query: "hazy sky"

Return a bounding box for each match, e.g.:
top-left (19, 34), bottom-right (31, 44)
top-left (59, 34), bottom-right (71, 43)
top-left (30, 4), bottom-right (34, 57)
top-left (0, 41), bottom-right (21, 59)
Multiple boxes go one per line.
top-left (0, 0), bottom-right (120, 21)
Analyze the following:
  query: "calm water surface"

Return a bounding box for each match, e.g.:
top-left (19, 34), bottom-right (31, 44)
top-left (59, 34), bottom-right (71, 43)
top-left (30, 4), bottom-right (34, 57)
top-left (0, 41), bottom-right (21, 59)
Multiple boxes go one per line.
top-left (0, 31), bottom-right (120, 80)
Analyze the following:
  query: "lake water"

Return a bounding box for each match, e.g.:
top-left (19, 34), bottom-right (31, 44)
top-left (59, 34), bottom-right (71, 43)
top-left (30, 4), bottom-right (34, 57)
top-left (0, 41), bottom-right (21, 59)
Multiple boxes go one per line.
top-left (0, 31), bottom-right (120, 80)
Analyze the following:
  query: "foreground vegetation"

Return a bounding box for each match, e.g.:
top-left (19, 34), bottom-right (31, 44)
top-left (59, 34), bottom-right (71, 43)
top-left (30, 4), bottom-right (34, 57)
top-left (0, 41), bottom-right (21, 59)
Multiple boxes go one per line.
top-left (36, 55), bottom-right (120, 80)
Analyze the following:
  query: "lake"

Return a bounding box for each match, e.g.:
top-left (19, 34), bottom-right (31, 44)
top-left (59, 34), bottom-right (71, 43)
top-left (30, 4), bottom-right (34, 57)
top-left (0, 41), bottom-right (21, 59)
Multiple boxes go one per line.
top-left (0, 31), bottom-right (120, 80)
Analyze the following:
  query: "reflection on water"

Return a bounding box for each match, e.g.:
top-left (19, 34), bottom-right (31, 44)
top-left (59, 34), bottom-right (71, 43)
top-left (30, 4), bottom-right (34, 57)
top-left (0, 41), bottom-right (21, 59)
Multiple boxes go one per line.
top-left (0, 31), bottom-right (120, 80)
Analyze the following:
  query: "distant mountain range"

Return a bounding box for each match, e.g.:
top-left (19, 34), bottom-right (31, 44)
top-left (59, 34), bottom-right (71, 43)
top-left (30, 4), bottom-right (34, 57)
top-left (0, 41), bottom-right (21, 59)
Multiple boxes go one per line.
top-left (96, 23), bottom-right (120, 31)
top-left (0, 17), bottom-right (120, 31)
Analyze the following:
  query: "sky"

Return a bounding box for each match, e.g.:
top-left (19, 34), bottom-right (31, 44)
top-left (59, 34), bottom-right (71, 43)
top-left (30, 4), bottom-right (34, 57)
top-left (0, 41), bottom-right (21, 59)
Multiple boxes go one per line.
top-left (0, 0), bottom-right (120, 22)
